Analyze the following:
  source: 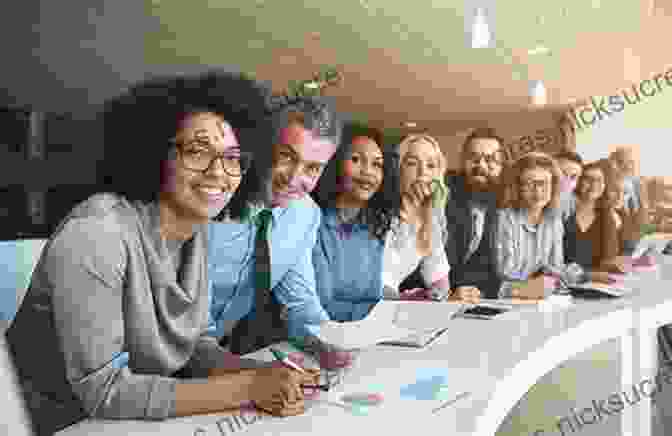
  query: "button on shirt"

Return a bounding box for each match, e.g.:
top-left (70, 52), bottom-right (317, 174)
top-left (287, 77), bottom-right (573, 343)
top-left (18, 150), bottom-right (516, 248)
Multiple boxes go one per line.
top-left (209, 196), bottom-right (329, 340)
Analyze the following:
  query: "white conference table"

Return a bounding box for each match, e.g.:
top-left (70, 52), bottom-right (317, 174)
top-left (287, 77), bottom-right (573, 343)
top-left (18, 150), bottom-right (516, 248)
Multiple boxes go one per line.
top-left (57, 258), bottom-right (672, 436)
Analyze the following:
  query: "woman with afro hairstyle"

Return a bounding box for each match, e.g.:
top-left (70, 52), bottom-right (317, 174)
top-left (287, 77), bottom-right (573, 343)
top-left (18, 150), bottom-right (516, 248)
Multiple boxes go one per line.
top-left (6, 71), bottom-right (319, 435)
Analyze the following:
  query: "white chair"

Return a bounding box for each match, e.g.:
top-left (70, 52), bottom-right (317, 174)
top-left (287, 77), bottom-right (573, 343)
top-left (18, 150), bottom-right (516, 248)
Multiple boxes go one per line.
top-left (0, 339), bottom-right (33, 435)
top-left (0, 239), bottom-right (47, 331)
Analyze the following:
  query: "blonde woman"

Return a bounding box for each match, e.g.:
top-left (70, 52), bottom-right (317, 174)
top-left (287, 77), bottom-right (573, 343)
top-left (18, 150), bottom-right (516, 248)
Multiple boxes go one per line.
top-left (494, 152), bottom-right (584, 299)
top-left (383, 134), bottom-right (480, 303)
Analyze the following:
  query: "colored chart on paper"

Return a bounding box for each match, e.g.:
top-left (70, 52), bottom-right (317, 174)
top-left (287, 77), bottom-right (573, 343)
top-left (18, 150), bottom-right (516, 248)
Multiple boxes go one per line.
top-left (400, 368), bottom-right (452, 401)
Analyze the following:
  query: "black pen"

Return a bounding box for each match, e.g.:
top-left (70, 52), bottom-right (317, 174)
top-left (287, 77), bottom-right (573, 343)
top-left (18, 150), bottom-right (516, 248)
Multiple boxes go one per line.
top-left (301, 384), bottom-right (330, 392)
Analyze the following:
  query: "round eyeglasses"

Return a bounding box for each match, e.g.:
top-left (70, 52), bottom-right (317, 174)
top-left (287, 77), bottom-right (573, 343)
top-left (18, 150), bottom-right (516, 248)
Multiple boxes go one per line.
top-left (465, 151), bottom-right (503, 166)
top-left (520, 179), bottom-right (550, 192)
top-left (174, 142), bottom-right (253, 177)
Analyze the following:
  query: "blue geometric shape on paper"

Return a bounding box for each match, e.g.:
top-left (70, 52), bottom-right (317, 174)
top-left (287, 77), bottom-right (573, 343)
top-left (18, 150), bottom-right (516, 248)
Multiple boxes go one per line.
top-left (400, 375), bottom-right (449, 401)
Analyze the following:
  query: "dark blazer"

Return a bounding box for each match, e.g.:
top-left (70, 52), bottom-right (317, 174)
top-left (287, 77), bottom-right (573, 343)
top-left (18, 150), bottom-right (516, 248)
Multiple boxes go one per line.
top-left (400, 173), bottom-right (501, 299)
top-left (443, 174), bottom-right (501, 298)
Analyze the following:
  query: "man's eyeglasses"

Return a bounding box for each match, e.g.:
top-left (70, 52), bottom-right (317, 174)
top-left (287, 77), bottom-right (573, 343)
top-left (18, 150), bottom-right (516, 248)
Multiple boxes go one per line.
top-left (520, 179), bottom-right (550, 192)
top-left (580, 176), bottom-right (604, 186)
top-left (173, 140), bottom-right (253, 177)
top-left (464, 152), bottom-right (503, 166)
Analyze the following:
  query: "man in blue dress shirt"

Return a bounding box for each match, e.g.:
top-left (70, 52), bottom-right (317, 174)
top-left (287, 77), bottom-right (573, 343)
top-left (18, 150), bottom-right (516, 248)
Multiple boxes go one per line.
top-left (209, 95), bottom-right (342, 357)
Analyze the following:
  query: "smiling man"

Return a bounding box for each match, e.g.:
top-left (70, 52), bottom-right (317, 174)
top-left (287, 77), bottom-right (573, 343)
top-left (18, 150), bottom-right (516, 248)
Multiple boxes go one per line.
top-left (443, 127), bottom-right (506, 299)
top-left (209, 95), bottom-right (345, 360)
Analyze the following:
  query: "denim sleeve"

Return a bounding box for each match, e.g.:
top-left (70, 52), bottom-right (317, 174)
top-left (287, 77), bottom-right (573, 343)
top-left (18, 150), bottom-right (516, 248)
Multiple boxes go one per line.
top-left (273, 207), bottom-right (329, 339)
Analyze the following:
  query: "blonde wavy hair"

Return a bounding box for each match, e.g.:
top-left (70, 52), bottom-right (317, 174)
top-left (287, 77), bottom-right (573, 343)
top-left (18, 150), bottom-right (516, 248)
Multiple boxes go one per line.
top-left (497, 151), bottom-right (563, 211)
top-left (397, 133), bottom-right (448, 255)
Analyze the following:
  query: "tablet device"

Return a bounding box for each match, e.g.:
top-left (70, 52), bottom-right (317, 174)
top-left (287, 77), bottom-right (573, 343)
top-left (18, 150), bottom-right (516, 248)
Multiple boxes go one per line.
top-left (568, 281), bottom-right (631, 299)
top-left (459, 305), bottom-right (509, 320)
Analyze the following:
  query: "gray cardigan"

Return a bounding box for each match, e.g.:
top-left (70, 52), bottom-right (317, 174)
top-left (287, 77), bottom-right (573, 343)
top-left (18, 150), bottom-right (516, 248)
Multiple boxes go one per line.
top-left (1, 340), bottom-right (33, 436)
top-left (5, 193), bottom-right (232, 433)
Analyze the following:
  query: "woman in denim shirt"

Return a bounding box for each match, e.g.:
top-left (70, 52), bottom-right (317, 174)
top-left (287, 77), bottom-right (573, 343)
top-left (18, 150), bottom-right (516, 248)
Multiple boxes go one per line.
top-left (311, 125), bottom-right (399, 322)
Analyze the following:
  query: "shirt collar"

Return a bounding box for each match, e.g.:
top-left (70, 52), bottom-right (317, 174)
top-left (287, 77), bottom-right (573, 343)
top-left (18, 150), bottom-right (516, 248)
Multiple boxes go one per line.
top-left (246, 199), bottom-right (296, 229)
top-left (322, 207), bottom-right (369, 230)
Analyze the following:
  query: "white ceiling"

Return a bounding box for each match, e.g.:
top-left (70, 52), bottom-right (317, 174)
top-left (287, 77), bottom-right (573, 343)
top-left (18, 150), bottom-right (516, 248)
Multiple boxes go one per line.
top-left (145, 0), bottom-right (672, 134)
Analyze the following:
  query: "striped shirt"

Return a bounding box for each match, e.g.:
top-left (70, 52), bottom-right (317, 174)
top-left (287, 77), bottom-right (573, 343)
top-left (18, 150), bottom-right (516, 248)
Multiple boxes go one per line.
top-left (494, 208), bottom-right (584, 298)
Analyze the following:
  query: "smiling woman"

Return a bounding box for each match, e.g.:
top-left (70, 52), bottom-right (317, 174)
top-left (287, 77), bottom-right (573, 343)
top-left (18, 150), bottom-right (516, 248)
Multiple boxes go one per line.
top-left (5, 71), bottom-right (321, 435)
top-left (311, 123), bottom-right (400, 323)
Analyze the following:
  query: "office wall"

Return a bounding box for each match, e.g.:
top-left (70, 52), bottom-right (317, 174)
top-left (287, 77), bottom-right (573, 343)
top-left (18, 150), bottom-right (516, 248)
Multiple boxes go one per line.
top-left (0, 2), bottom-right (250, 237)
top-left (575, 78), bottom-right (672, 179)
top-left (433, 110), bottom-right (564, 170)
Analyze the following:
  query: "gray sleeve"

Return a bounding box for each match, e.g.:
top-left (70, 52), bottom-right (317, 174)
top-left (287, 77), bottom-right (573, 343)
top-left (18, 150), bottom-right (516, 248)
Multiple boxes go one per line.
top-left (494, 210), bottom-right (524, 282)
top-left (45, 217), bottom-right (177, 420)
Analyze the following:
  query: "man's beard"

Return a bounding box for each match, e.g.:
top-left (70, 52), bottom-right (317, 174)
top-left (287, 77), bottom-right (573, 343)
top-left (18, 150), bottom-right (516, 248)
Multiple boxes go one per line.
top-left (465, 170), bottom-right (498, 192)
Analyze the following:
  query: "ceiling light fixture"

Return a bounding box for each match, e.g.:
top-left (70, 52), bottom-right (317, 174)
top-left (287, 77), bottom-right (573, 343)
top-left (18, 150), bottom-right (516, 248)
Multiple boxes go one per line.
top-left (471, 7), bottom-right (491, 49)
top-left (530, 80), bottom-right (547, 106)
top-left (527, 46), bottom-right (550, 56)
top-left (403, 122), bottom-right (418, 128)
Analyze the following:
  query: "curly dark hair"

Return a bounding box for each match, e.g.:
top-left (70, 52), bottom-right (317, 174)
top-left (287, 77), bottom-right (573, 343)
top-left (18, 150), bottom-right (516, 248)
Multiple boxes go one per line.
top-left (227, 94), bottom-right (344, 218)
top-left (97, 70), bottom-right (272, 214)
top-left (312, 123), bottom-right (400, 240)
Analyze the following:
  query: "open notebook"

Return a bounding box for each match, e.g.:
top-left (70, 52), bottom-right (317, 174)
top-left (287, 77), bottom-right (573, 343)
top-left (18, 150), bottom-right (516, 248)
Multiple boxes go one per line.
top-left (316, 301), bottom-right (463, 350)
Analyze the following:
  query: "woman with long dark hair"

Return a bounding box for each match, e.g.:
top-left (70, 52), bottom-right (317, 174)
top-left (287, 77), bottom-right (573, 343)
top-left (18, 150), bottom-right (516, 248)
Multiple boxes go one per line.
top-left (563, 160), bottom-right (630, 280)
top-left (311, 124), bottom-right (399, 322)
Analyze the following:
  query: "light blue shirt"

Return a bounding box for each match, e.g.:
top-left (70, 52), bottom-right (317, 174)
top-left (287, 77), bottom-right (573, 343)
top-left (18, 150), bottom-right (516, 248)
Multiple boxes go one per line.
top-left (313, 208), bottom-right (385, 322)
top-left (208, 196), bottom-right (329, 339)
top-left (623, 176), bottom-right (642, 212)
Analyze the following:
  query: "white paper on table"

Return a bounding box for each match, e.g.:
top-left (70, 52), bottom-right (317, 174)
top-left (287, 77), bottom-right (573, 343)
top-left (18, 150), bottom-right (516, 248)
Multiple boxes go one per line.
top-left (315, 364), bottom-right (482, 419)
top-left (391, 301), bottom-right (464, 332)
top-left (316, 302), bottom-right (417, 350)
top-left (317, 301), bottom-right (467, 350)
